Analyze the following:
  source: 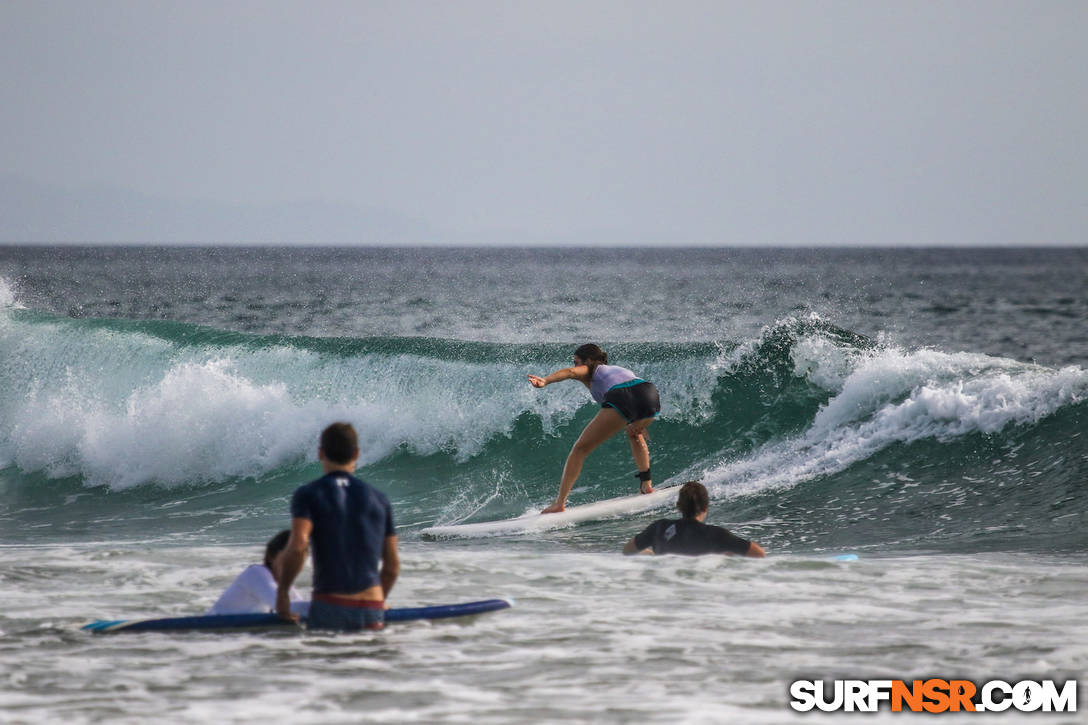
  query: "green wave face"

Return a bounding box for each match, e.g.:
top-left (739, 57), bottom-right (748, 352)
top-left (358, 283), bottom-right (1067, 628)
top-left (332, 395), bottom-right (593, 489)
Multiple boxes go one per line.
top-left (1, 307), bottom-right (1085, 553)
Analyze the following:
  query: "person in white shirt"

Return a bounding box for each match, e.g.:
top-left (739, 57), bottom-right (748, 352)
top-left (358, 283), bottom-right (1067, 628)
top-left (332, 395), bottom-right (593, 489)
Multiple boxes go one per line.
top-left (207, 530), bottom-right (309, 616)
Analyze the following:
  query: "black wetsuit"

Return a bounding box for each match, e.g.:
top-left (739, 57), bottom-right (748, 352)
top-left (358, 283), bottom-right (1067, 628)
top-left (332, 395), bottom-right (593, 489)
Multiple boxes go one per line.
top-left (633, 517), bottom-right (752, 556)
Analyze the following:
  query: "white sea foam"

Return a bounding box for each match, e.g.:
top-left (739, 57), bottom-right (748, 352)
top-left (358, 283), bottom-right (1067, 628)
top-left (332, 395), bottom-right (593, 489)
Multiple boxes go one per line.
top-left (0, 311), bottom-right (648, 488)
top-left (0, 277), bottom-right (23, 309)
top-left (4, 543), bottom-right (1086, 724)
top-left (1, 347), bottom-right (546, 489)
top-left (789, 327), bottom-right (862, 391)
top-left (702, 346), bottom-right (1087, 499)
top-left (0, 276), bottom-right (16, 306)
top-left (2, 301), bottom-right (1082, 494)
top-left (0, 304), bottom-right (735, 490)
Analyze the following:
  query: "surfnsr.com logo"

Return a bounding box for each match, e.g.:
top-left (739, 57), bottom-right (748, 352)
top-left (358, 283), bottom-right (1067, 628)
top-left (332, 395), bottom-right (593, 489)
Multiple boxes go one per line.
top-left (789, 679), bottom-right (1077, 713)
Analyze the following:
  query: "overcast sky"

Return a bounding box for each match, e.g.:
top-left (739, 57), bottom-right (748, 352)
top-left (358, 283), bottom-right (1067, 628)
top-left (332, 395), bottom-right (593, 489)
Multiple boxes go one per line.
top-left (1, 1), bottom-right (1085, 245)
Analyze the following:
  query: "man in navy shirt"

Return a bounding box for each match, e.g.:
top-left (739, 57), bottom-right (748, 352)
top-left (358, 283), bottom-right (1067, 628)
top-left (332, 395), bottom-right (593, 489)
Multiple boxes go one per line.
top-left (623, 481), bottom-right (766, 557)
top-left (277, 422), bottom-right (400, 630)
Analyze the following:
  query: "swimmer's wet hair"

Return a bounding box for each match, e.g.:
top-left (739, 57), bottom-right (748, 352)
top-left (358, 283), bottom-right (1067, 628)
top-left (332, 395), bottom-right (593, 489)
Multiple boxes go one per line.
top-left (264, 529), bottom-right (291, 567)
top-left (677, 481), bottom-right (709, 519)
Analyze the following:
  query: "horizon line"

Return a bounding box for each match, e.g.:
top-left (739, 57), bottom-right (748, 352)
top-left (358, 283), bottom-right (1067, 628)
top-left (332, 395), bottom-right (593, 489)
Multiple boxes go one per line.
top-left (2, 241), bottom-right (1085, 250)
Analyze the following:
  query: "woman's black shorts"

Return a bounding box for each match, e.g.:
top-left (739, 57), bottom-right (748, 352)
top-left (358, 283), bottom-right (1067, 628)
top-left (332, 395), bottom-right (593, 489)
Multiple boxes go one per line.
top-left (602, 381), bottom-right (660, 423)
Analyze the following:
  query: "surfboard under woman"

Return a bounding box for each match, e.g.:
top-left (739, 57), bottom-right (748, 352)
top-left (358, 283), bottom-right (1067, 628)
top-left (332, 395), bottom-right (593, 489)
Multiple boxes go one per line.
top-left (528, 344), bottom-right (661, 513)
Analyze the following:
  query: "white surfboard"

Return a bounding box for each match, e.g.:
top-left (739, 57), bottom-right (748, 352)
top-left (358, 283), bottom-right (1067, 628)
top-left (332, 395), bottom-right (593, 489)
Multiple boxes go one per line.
top-left (420, 485), bottom-right (680, 539)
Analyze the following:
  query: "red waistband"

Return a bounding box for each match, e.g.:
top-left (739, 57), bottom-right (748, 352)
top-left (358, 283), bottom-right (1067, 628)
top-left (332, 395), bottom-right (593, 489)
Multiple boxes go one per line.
top-left (312, 593), bottom-right (385, 609)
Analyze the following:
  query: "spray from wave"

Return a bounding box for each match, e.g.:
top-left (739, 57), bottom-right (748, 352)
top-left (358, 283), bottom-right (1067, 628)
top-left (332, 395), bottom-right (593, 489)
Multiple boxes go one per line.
top-left (1, 282), bottom-right (1085, 550)
top-left (0, 282), bottom-right (719, 489)
top-left (701, 343), bottom-right (1085, 498)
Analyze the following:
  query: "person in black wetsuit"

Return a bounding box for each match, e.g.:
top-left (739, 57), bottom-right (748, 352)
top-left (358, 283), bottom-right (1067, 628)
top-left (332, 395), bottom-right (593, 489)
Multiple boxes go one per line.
top-left (276, 422), bottom-right (401, 630)
top-left (623, 481), bottom-right (766, 557)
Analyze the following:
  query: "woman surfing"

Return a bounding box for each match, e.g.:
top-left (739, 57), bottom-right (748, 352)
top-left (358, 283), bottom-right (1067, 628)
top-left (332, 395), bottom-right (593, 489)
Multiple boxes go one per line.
top-left (528, 344), bottom-right (661, 513)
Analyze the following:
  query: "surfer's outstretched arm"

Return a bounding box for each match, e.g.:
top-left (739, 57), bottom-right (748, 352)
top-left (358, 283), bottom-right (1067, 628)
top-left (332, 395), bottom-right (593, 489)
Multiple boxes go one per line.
top-left (528, 365), bottom-right (590, 388)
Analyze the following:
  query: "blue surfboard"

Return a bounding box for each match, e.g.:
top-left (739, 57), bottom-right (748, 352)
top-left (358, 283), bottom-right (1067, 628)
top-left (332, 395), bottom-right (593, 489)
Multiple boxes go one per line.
top-left (82, 598), bottom-right (513, 634)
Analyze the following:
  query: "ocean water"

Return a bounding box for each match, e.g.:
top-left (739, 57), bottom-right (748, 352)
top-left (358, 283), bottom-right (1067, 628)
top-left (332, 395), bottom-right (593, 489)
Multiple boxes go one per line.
top-left (0, 246), bottom-right (1085, 723)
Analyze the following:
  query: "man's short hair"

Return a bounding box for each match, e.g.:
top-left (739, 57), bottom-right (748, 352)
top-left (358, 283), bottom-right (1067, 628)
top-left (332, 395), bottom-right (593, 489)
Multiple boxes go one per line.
top-left (677, 480), bottom-right (709, 519)
top-left (320, 422), bottom-right (359, 465)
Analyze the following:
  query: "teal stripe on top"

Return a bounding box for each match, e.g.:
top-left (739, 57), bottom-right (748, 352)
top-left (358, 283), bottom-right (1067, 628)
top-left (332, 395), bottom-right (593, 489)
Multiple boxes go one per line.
top-left (607, 378), bottom-right (646, 391)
